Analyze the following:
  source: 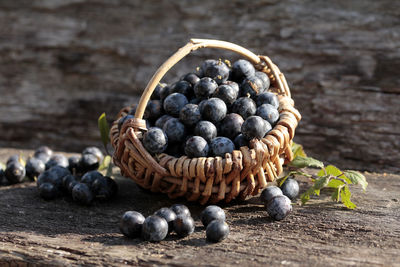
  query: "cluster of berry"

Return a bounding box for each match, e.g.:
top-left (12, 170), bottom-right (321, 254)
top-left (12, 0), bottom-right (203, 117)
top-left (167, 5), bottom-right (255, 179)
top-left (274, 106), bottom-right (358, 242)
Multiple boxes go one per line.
top-left (260, 178), bottom-right (299, 220)
top-left (120, 204), bottom-right (229, 243)
top-left (119, 59), bottom-right (279, 158)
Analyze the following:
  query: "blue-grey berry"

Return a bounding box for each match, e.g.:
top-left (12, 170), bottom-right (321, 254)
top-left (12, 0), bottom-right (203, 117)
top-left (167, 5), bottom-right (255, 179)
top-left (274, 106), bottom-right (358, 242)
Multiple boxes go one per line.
top-left (260, 186), bottom-right (283, 204)
top-left (256, 104), bottom-right (279, 126)
top-left (163, 93), bottom-right (188, 117)
top-left (5, 161), bottom-right (26, 184)
top-left (241, 116), bottom-right (271, 140)
top-left (194, 121), bottom-right (217, 143)
top-left (201, 205), bottom-right (226, 227)
top-left (194, 77), bottom-right (218, 99)
top-left (154, 207), bottom-right (177, 234)
top-left (173, 215), bottom-right (195, 237)
top-left (179, 104), bottom-right (201, 126)
top-left (255, 71), bottom-right (270, 91)
top-left (241, 76), bottom-right (264, 98)
top-left (201, 98), bottom-right (227, 123)
top-left (25, 157), bottom-right (45, 180)
top-left (232, 59), bottom-right (255, 82)
top-left (280, 178), bottom-right (299, 200)
top-left (206, 220), bottom-right (229, 243)
top-left (266, 195), bottom-right (292, 221)
top-left (170, 204), bottom-right (191, 217)
top-left (231, 97), bottom-right (257, 119)
top-left (72, 183), bottom-right (94, 205)
top-left (256, 92), bottom-right (279, 109)
top-left (184, 136), bottom-right (209, 158)
top-left (219, 113), bottom-right (244, 140)
top-left (142, 215), bottom-right (169, 242)
top-left (163, 118), bottom-right (186, 144)
top-left (143, 127), bottom-right (168, 154)
top-left (210, 137), bottom-right (235, 157)
top-left (119, 211), bottom-right (145, 238)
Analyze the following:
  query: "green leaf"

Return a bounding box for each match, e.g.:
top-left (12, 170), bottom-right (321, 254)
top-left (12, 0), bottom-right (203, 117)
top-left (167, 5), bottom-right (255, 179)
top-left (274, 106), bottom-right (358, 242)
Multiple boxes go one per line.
top-left (277, 170), bottom-right (311, 187)
top-left (289, 156), bottom-right (324, 169)
top-left (98, 113), bottom-right (110, 154)
top-left (0, 162), bottom-right (5, 171)
top-left (331, 187), bottom-right (341, 202)
top-left (327, 179), bottom-right (345, 188)
top-left (314, 175), bottom-right (330, 191)
top-left (344, 170), bottom-right (368, 191)
top-left (292, 142), bottom-right (307, 158)
top-left (340, 185), bottom-right (357, 209)
top-left (300, 187), bottom-right (314, 205)
top-left (318, 165), bottom-right (352, 184)
top-left (300, 175), bottom-right (330, 205)
top-left (98, 155), bottom-right (112, 172)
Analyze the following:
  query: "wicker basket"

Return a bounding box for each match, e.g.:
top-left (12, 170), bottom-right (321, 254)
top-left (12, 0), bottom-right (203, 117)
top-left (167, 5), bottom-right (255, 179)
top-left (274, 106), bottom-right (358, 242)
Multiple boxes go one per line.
top-left (110, 39), bottom-right (301, 204)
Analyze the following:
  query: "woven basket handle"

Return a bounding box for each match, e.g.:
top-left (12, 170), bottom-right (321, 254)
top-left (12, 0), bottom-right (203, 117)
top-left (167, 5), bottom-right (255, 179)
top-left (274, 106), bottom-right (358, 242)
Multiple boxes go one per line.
top-left (134, 38), bottom-right (290, 120)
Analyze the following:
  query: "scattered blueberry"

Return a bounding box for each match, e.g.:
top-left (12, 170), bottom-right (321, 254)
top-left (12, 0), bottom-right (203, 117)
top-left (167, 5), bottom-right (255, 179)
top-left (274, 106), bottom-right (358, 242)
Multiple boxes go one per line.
top-left (154, 207), bottom-right (177, 233)
top-left (62, 174), bottom-right (77, 193)
top-left (231, 97), bottom-right (257, 119)
top-left (6, 155), bottom-right (21, 166)
top-left (39, 182), bottom-right (60, 200)
top-left (82, 147), bottom-right (104, 162)
top-left (232, 59), bottom-right (255, 82)
top-left (280, 178), bottom-right (299, 200)
top-left (194, 77), bottom-right (218, 99)
top-left (173, 214), bottom-right (195, 237)
top-left (219, 113), bottom-right (244, 140)
top-left (119, 211), bottom-right (145, 238)
top-left (25, 157), bottom-right (45, 180)
top-left (34, 146), bottom-right (53, 159)
top-left (206, 220), bottom-right (229, 243)
top-left (184, 136), bottom-right (209, 158)
top-left (194, 121), bottom-right (217, 143)
top-left (143, 127), bottom-right (168, 154)
top-left (5, 161), bottom-right (26, 184)
top-left (255, 92), bottom-right (279, 109)
top-left (201, 98), bottom-right (227, 123)
top-left (72, 183), bottom-right (94, 205)
top-left (210, 137), bottom-right (235, 157)
top-left (79, 153), bottom-right (100, 172)
top-left (170, 204), bottom-right (191, 217)
top-left (266, 195), bottom-right (292, 221)
top-left (201, 205), bottom-right (226, 227)
top-left (260, 186), bottom-right (283, 204)
top-left (179, 104), bottom-right (201, 126)
top-left (142, 215), bottom-right (169, 242)
top-left (256, 104), bottom-right (279, 126)
top-left (81, 170), bottom-right (103, 189)
top-left (163, 93), bottom-right (188, 117)
top-left (37, 169), bottom-right (62, 191)
top-left (45, 154), bottom-right (69, 170)
top-left (241, 116), bottom-right (271, 140)
top-left (92, 176), bottom-right (118, 200)
top-left (163, 118), bottom-right (186, 144)
top-left (68, 156), bottom-right (80, 173)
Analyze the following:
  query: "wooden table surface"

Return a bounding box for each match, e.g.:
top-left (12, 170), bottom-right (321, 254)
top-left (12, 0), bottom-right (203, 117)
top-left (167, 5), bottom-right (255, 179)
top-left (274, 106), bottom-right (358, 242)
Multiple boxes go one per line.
top-left (0, 148), bottom-right (399, 266)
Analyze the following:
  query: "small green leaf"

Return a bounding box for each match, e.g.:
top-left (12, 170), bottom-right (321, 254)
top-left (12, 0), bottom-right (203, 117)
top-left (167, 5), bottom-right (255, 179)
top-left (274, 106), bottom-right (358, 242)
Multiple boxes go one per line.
top-left (98, 155), bottom-right (112, 172)
top-left (331, 187), bottom-right (341, 202)
top-left (289, 156), bottom-right (324, 169)
top-left (292, 142), bottom-right (307, 158)
top-left (98, 113), bottom-right (110, 154)
top-left (300, 187), bottom-right (314, 205)
top-left (313, 175), bottom-right (330, 191)
top-left (318, 165), bottom-right (352, 184)
top-left (0, 162), bottom-right (5, 170)
top-left (344, 170), bottom-right (368, 191)
top-left (340, 185), bottom-right (357, 209)
top-left (327, 179), bottom-right (345, 188)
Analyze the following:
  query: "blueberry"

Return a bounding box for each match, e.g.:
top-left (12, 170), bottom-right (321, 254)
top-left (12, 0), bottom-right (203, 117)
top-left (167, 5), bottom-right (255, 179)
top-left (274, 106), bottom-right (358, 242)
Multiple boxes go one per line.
top-left (182, 73), bottom-right (200, 86)
top-left (25, 157), bottom-right (45, 180)
top-left (241, 76), bottom-right (264, 98)
top-left (173, 214), bottom-right (195, 237)
top-left (201, 59), bottom-right (230, 84)
top-left (34, 152), bottom-right (51, 164)
top-left (194, 121), bottom-right (217, 143)
top-left (280, 178), bottom-right (299, 200)
top-left (37, 169), bottom-right (63, 191)
top-left (233, 134), bottom-right (249, 149)
top-left (170, 80), bottom-right (193, 98)
top-left (206, 220), bottom-right (229, 243)
top-left (6, 155), bottom-right (21, 166)
top-left (201, 205), bottom-right (226, 227)
top-left (232, 59), bottom-right (255, 82)
top-left (212, 84), bottom-right (238, 107)
top-left (118, 115), bottom-right (134, 132)
top-left (0, 168), bottom-right (4, 183)
top-left (155, 114), bottom-right (174, 129)
top-left (201, 98), bottom-right (227, 123)
top-left (223, 81), bottom-right (240, 96)
top-left (81, 170), bottom-right (103, 189)
top-left (260, 186), bottom-right (283, 204)
top-left (194, 77), bottom-right (218, 99)
top-left (151, 82), bottom-right (167, 100)
top-left (219, 113), bottom-right (244, 140)
top-left (5, 161), bottom-right (26, 184)
top-left (231, 97), bottom-right (257, 119)
top-left (256, 104), bottom-right (279, 126)
top-left (255, 71), bottom-right (270, 91)
top-left (170, 204), bottom-right (191, 217)
top-left (163, 118), bottom-right (186, 144)
top-left (92, 176), bottom-right (118, 200)
top-left (154, 207), bottom-right (177, 233)
top-left (163, 93), bottom-right (188, 117)
top-left (255, 92), bottom-right (279, 109)
top-left (72, 183), bottom-right (94, 205)
top-left (160, 84), bottom-right (171, 102)
top-left (119, 211), bottom-right (145, 238)
top-left (144, 100), bottom-right (163, 121)
top-left (79, 153), bottom-right (100, 172)
top-left (34, 146), bottom-right (53, 158)
top-left (68, 156), bottom-right (80, 173)
top-left (39, 182), bottom-right (60, 200)
top-left (210, 137), bottom-right (235, 157)
top-left (266, 195), bottom-right (292, 221)
top-left (179, 104), bottom-right (201, 126)
top-left (184, 136), bottom-right (209, 158)
top-left (241, 116), bottom-right (271, 140)
top-left (62, 174), bottom-right (77, 193)
top-left (143, 127), bottom-right (168, 154)
top-left (45, 154), bottom-right (69, 170)
top-left (48, 166), bottom-right (71, 181)
top-left (82, 147), bottom-right (104, 162)
top-left (142, 215), bottom-right (169, 242)
top-left (189, 98), bottom-right (201, 105)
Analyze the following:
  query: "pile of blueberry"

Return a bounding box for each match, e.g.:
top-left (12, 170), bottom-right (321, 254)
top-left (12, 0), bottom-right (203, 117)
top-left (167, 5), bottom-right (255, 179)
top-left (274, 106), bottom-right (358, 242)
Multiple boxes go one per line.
top-left (119, 58), bottom-right (280, 158)
top-left (0, 146), bottom-right (118, 205)
top-left (260, 177), bottom-right (299, 220)
top-left (119, 204), bottom-right (229, 243)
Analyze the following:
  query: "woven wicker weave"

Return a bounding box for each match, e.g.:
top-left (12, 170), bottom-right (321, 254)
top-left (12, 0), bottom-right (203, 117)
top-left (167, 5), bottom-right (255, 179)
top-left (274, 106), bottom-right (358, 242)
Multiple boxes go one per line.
top-left (110, 39), bottom-right (301, 204)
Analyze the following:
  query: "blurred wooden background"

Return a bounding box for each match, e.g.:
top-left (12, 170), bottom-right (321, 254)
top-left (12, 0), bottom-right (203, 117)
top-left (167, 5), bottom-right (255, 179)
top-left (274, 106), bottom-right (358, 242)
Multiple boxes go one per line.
top-left (0, 0), bottom-right (399, 172)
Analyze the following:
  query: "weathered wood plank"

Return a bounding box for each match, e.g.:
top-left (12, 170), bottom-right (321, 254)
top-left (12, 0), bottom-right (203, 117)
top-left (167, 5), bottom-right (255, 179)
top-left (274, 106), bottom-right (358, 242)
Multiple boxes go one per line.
top-left (0, 148), bottom-right (399, 266)
top-left (0, 1), bottom-right (399, 172)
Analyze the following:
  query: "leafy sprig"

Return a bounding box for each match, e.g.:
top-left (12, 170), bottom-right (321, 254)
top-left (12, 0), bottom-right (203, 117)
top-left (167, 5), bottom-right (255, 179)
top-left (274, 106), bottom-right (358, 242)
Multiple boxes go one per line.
top-left (280, 143), bottom-right (368, 209)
